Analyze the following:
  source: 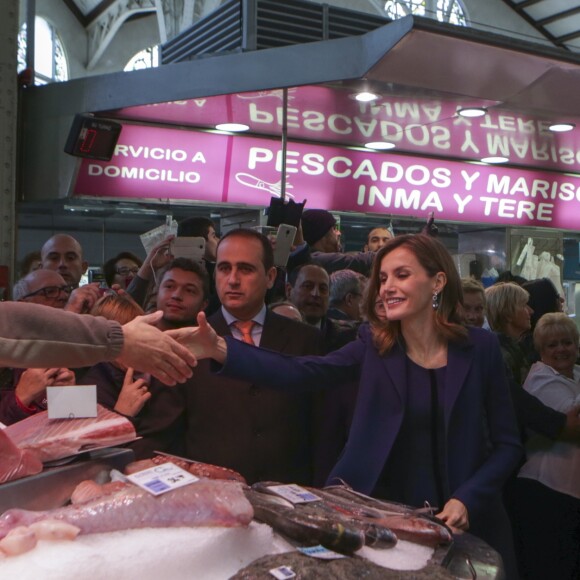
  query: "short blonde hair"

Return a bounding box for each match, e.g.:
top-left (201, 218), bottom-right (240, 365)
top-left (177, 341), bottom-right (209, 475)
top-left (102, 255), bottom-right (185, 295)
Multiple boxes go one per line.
top-left (533, 312), bottom-right (579, 353)
top-left (485, 282), bottom-right (529, 333)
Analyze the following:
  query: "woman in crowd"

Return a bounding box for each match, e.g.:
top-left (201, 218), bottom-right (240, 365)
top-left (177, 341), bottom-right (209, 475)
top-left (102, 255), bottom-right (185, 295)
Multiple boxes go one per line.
top-left (510, 313), bottom-right (580, 579)
top-left (81, 293), bottom-right (186, 458)
top-left (485, 282), bottom-right (533, 386)
top-left (103, 251), bottom-right (143, 290)
top-left (190, 233), bottom-right (522, 575)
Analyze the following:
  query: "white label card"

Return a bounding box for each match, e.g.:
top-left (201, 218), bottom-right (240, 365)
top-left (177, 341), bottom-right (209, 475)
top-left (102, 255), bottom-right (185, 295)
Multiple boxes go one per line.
top-left (126, 462), bottom-right (199, 496)
top-left (267, 484), bottom-right (321, 504)
top-left (269, 566), bottom-right (296, 579)
top-left (47, 385), bottom-right (97, 419)
top-left (297, 545), bottom-right (346, 560)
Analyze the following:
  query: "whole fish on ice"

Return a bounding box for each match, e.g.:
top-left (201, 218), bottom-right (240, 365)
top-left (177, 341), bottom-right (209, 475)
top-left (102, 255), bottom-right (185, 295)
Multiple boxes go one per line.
top-left (0, 479), bottom-right (253, 541)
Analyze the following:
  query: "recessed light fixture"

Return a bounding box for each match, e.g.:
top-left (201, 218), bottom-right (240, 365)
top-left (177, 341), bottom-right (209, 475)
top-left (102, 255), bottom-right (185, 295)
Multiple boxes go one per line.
top-left (458, 107), bottom-right (487, 118)
top-left (480, 156), bottom-right (509, 164)
top-left (355, 92), bottom-right (380, 102)
top-left (215, 123), bottom-right (250, 132)
top-left (365, 141), bottom-right (396, 150)
top-left (548, 122), bottom-right (575, 132)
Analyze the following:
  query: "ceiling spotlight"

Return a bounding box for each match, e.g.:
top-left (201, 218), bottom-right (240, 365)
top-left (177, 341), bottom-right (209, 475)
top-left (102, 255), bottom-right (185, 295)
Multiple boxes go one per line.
top-left (215, 123), bottom-right (249, 132)
top-left (480, 156), bottom-right (509, 164)
top-left (355, 92), bottom-right (380, 102)
top-left (365, 141), bottom-right (396, 150)
top-left (548, 123), bottom-right (575, 132)
top-left (458, 107), bottom-right (487, 118)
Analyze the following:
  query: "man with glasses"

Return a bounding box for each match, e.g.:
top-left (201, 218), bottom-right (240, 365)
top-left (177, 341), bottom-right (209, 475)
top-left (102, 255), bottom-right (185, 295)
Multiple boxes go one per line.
top-left (13, 269), bottom-right (99, 314)
top-left (13, 270), bottom-right (72, 309)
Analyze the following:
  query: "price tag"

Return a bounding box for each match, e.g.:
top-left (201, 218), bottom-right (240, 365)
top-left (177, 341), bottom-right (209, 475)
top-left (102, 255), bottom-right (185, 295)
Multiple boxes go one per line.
top-left (297, 545), bottom-right (346, 560)
top-left (267, 484), bottom-right (321, 504)
top-left (269, 566), bottom-right (296, 579)
top-left (126, 462), bottom-right (198, 496)
top-left (47, 385), bottom-right (97, 419)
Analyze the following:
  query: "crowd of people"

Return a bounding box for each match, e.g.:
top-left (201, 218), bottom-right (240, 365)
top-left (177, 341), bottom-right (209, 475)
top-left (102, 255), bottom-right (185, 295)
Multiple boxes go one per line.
top-left (1, 211), bottom-right (579, 579)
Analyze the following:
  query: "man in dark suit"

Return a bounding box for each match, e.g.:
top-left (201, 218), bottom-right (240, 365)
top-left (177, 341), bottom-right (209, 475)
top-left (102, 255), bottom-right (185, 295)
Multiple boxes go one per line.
top-left (182, 228), bottom-right (321, 484)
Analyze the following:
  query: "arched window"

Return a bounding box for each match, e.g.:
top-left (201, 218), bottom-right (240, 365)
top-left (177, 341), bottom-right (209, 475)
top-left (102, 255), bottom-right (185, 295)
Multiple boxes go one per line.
top-left (384, 0), bottom-right (468, 26)
top-left (124, 46), bottom-right (160, 71)
top-left (17, 17), bottom-right (69, 84)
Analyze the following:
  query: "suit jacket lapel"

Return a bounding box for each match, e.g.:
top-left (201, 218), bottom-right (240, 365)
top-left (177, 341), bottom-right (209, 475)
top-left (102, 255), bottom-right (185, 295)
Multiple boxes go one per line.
top-left (381, 341), bottom-right (408, 405)
top-left (260, 311), bottom-right (291, 350)
top-left (444, 340), bottom-right (473, 423)
top-left (208, 310), bottom-right (231, 338)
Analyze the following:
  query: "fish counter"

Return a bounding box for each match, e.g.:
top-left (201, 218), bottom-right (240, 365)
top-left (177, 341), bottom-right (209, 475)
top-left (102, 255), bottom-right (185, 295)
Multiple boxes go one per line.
top-left (0, 410), bottom-right (502, 578)
top-left (0, 448), bottom-right (504, 579)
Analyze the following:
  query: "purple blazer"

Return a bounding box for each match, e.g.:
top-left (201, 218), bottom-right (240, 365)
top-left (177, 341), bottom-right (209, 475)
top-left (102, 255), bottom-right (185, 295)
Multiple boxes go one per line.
top-left (218, 324), bottom-right (522, 518)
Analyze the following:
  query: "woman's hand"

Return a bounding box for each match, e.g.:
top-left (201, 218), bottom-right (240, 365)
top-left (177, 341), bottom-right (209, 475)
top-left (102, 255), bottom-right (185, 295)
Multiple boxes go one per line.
top-left (166, 312), bottom-right (228, 364)
top-left (436, 498), bottom-right (469, 531)
top-left (114, 367), bottom-right (152, 417)
top-left (138, 236), bottom-right (174, 280)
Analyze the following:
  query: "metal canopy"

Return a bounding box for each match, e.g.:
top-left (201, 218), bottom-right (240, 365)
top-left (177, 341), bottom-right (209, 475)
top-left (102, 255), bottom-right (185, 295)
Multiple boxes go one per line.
top-left (19, 15), bottom-right (580, 204)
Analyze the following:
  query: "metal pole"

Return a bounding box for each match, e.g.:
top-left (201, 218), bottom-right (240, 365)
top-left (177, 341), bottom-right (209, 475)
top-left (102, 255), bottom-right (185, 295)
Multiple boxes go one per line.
top-left (280, 88), bottom-right (288, 201)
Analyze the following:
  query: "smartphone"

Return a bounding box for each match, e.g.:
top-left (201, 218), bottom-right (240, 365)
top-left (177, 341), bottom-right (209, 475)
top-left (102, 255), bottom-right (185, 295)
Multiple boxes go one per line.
top-left (273, 224), bottom-right (297, 268)
top-left (171, 236), bottom-right (206, 264)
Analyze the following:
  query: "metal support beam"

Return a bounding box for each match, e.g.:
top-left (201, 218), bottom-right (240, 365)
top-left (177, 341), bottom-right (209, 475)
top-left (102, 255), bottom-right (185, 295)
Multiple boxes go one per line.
top-left (0, 0), bottom-right (19, 294)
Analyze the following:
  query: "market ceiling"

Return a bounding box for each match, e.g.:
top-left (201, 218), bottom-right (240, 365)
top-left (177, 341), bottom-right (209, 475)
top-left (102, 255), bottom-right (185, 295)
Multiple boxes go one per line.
top-left (63, 0), bottom-right (580, 54)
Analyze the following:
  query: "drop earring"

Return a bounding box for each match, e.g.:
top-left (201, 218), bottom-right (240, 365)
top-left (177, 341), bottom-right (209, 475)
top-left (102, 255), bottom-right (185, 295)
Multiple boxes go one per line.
top-left (432, 292), bottom-right (439, 309)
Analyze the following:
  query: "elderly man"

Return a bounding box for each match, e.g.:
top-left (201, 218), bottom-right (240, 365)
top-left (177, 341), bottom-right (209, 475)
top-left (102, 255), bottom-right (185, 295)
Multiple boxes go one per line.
top-left (183, 228), bottom-right (321, 484)
top-left (328, 269), bottom-right (366, 322)
top-left (13, 268), bottom-right (100, 314)
top-left (41, 233), bottom-right (88, 288)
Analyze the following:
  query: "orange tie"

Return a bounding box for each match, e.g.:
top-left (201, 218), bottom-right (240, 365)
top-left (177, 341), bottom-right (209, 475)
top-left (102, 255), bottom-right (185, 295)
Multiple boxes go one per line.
top-left (233, 320), bottom-right (256, 345)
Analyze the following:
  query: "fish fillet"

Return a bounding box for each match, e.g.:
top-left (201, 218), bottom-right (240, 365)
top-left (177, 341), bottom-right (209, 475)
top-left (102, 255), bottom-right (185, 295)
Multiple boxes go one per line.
top-left (0, 480), bottom-right (253, 539)
top-left (4, 405), bottom-right (136, 463)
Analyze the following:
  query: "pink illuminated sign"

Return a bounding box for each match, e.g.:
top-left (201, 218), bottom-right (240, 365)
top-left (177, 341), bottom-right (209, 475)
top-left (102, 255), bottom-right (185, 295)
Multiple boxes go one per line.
top-left (73, 124), bottom-right (580, 230)
top-left (111, 86), bottom-right (580, 173)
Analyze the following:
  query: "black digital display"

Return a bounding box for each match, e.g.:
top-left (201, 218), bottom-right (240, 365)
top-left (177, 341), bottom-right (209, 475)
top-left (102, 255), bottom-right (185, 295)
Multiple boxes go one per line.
top-left (64, 114), bottom-right (122, 161)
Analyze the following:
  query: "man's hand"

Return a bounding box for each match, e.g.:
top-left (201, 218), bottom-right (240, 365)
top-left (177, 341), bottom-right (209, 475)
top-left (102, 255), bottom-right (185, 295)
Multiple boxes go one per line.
top-left (436, 498), bottom-right (469, 531)
top-left (166, 311), bottom-right (227, 364)
top-left (114, 367), bottom-right (151, 417)
top-left (65, 283), bottom-right (101, 314)
top-left (118, 311), bottom-right (196, 385)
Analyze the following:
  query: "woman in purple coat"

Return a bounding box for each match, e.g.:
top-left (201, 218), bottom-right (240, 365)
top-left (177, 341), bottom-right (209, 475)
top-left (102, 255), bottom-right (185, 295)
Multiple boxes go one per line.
top-left (190, 233), bottom-right (522, 576)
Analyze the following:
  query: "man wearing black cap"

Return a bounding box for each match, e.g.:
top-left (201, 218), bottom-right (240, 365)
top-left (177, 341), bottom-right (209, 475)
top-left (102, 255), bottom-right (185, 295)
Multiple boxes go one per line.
top-left (295, 209), bottom-right (376, 276)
